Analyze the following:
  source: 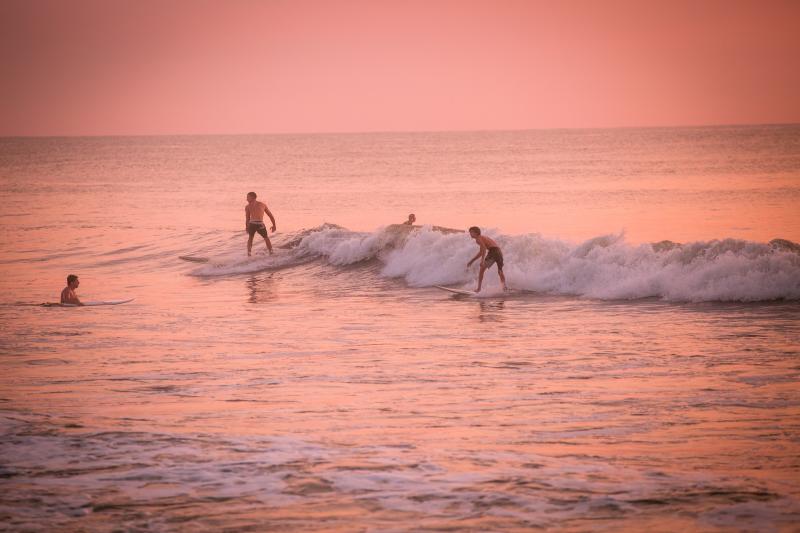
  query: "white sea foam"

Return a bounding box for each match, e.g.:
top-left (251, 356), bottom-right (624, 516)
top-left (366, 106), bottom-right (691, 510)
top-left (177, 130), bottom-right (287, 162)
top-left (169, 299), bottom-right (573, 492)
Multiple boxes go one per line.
top-left (294, 226), bottom-right (390, 265)
top-left (186, 224), bottom-right (800, 301)
top-left (522, 234), bottom-right (800, 301)
top-left (291, 226), bottom-right (800, 302)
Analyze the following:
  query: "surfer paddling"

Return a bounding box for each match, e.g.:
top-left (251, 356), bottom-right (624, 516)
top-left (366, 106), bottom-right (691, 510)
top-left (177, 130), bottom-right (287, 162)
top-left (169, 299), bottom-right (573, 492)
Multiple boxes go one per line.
top-left (60, 274), bottom-right (83, 305)
top-left (403, 213), bottom-right (416, 226)
top-left (245, 192), bottom-right (277, 256)
top-left (466, 227), bottom-right (507, 293)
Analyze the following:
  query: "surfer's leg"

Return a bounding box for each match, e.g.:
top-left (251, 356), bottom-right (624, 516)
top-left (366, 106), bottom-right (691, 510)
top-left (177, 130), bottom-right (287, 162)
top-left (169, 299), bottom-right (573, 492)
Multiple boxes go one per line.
top-left (257, 226), bottom-right (273, 254)
top-left (477, 264), bottom-right (486, 292)
top-left (495, 253), bottom-right (507, 290)
top-left (247, 224), bottom-right (257, 256)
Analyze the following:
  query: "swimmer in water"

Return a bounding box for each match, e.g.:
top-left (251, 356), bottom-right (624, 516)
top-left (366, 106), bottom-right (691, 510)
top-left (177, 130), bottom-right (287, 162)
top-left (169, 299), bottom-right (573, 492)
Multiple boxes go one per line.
top-left (60, 274), bottom-right (83, 305)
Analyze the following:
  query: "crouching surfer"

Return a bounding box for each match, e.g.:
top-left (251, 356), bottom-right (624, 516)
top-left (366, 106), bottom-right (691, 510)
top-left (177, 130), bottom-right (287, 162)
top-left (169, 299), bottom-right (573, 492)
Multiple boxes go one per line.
top-left (245, 191), bottom-right (277, 256)
top-left (466, 226), bottom-right (507, 293)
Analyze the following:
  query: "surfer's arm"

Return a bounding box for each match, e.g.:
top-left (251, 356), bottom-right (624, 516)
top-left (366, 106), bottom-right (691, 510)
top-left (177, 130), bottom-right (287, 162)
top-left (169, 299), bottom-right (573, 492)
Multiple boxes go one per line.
top-left (69, 290), bottom-right (83, 305)
top-left (467, 245), bottom-right (485, 266)
top-left (265, 207), bottom-right (276, 232)
top-left (244, 206), bottom-right (250, 229)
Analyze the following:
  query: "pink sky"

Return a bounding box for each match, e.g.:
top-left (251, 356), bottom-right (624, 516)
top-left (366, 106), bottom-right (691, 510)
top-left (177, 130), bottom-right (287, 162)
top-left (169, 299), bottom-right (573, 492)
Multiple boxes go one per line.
top-left (1, 0), bottom-right (799, 136)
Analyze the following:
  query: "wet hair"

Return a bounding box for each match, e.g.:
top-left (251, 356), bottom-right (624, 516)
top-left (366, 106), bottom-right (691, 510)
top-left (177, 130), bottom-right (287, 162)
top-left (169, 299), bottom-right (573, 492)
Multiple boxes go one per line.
top-left (67, 274), bottom-right (78, 284)
top-left (468, 226), bottom-right (481, 235)
top-left (247, 192), bottom-right (257, 199)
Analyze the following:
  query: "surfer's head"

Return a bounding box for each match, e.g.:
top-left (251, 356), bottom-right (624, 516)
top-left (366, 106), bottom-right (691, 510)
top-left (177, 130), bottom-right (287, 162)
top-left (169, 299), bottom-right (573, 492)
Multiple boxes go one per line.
top-left (408, 214), bottom-right (416, 223)
top-left (66, 274), bottom-right (79, 288)
top-left (468, 226), bottom-right (481, 238)
top-left (247, 192), bottom-right (257, 201)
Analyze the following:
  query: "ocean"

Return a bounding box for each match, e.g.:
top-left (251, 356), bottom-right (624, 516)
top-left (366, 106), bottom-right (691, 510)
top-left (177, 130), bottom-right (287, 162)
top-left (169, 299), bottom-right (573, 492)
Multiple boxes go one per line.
top-left (1, 125), bottom-right (799, 531)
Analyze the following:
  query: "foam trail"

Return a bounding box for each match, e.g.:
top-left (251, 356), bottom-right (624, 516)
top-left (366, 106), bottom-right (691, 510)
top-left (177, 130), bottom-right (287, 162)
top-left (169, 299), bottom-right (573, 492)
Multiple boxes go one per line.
top-left (191, 250), bottom-right (315, 276)
top-left (187, 224), bottom-right (399, 276)
top-left (188, 229), bottom-right (320, 276)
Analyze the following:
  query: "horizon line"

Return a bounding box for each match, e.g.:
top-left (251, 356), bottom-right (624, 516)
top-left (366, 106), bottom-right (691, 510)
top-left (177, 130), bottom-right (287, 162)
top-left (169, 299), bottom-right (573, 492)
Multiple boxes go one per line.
top-left (2, 121), bottom-right (798, 139)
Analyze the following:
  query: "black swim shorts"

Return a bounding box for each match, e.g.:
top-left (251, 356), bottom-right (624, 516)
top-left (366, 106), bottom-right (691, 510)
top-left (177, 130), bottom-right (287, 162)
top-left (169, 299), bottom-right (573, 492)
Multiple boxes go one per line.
top-left (247, 222), bottom-right (269, 238)
top-left (485, 247), bottom-right (504, 269)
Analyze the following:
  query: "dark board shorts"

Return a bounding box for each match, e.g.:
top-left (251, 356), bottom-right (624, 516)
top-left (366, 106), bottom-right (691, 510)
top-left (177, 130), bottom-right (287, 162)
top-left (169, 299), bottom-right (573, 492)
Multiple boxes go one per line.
top-left (485, 247), bottom-right (504, 270)
top-left (248, 222), bottom-right (269, 238)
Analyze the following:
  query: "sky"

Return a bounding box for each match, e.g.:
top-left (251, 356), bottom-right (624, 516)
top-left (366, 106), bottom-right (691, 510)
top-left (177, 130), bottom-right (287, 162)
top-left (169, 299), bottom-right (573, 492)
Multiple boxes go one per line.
top-left (1, 0), bottom-right (799, 136)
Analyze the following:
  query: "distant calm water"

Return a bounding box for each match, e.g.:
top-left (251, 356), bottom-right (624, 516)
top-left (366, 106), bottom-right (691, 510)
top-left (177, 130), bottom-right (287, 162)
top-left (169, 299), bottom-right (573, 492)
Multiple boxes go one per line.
top-left (1, 126), bottom-right (799, 530)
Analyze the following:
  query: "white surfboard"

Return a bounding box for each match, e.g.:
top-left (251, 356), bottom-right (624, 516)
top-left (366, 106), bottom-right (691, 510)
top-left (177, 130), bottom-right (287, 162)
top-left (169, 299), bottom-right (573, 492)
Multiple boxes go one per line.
top-left (435, 286), bottom-right (535, 297)
top-left (180, 253), bottom-right (273, 265)
top-left (56, 298), bottom-right (135, 307)
top-left (434, 285), bottom-right (477, 296)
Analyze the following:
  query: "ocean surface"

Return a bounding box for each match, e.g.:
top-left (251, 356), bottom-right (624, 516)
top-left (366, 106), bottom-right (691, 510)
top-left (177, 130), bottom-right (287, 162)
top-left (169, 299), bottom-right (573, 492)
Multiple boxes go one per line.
top-left (1, 125), bottom-right (799, 531)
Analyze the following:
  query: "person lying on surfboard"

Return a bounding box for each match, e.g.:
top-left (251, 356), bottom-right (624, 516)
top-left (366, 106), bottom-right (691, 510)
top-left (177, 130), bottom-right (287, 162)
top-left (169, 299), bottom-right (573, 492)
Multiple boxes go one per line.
top-left (245, 191), bottom-right (277, 256)
top-left (467, 226), bottom-right (508, 293)
top-left (60, 274), bottom-right (83, 306)
top-left (402, 213), bottom-right (416, 226)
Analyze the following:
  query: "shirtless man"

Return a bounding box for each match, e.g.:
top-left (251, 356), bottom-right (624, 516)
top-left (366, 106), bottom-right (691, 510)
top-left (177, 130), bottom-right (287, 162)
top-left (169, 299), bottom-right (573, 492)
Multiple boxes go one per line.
top-left (403, 213), bottom-right (416, 226)
top-left (466, 226), bottom-right (507, 293)
top-left (245, 191), bottom-right (277, 256)
top-left (60, 274), bottom-right (83, 305)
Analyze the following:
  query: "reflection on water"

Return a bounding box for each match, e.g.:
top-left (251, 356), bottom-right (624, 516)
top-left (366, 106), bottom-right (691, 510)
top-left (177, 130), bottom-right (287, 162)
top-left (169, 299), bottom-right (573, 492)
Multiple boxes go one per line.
top-left (477, 300), bottom-right (506, 323)
top-left (246, 274), bottom-right (275, 304)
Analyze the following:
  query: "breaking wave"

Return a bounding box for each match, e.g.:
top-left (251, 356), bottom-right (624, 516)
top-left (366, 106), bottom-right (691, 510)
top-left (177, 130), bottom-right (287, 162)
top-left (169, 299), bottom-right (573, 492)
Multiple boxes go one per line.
top-left (191, 224), bottom-right (800, 302)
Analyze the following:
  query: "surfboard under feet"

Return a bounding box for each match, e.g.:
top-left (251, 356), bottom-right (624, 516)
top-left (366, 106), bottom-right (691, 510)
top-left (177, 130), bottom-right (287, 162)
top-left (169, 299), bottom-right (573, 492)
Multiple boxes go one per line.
top-left (434, 286), bottom-right (535, 297)
top-left (434, 285), bottom-right (477, 295)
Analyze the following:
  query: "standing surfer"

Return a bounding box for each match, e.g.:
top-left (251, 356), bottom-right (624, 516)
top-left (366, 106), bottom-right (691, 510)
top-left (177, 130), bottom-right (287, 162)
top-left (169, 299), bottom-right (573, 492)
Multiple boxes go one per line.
top-left (245, 192), bottom-right (277, 256)
top-left (466, 226), bottom-right (507, 293)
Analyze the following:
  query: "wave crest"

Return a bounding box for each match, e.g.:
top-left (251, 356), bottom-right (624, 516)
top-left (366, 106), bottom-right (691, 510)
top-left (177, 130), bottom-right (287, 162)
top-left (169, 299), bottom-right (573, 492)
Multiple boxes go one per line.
top-left (192, 224), bottom-right (800, 302)
top-left (306, 226), bottom-right (800, 302)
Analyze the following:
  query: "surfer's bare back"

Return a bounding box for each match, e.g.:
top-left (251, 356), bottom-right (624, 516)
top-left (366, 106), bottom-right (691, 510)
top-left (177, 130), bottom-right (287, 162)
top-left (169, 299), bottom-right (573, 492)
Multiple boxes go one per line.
top-left (60, 274), bottom-right (83, 305)
top-left (467, 226), bottom-right (507, 293)
top-left (245, 192), bottom-right (276, 256)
